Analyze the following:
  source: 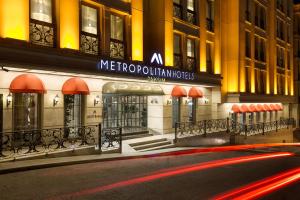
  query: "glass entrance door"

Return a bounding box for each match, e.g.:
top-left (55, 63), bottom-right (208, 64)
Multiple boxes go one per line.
top-left (172, 97), bottom-right (181, 128)
top-left (103, 95), bottom-right (147, 130)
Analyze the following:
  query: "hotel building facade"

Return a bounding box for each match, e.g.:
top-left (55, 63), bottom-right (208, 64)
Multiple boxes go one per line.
top-left (0, 0), bottom-right (296, 137)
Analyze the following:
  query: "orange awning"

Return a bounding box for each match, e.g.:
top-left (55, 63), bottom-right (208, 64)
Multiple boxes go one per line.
top-left (256, 104), bottom-right (265, 112)
top-left (188, 87), bottom-right (203, 98)
top-left (270, 104), bottom-right (276, 111)
top-left (62, 77), bottom-right (90, 95)
top-left (249, 104), bottom-right (258, 112)
top-left (171, 85), bottom-right (187, 97)
top-left (232, 104), bottom-right (241, 113)
top-left (9, 74), bottom-right (46, 94)
top-left (263, 104), bottom-right (271, 112)
top-left (275, 104), bottom-right (283, 111)
top-left (240, 104), bottom-right (250, 113)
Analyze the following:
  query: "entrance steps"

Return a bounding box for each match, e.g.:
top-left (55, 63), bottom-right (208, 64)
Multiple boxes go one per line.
top-left (129, 138), bottom-right (175, 152)
top-left (122, 130), bottom-right (153, 140)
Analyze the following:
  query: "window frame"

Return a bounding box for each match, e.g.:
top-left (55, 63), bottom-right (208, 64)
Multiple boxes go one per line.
top-left (109, 12), bottom-right (126, 59)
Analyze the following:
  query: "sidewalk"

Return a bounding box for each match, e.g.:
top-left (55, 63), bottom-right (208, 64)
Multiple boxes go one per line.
top-left (0, 147), bottom-right (191, 175)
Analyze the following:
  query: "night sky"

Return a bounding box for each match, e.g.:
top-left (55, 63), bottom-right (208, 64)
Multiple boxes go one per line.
top-left (295, 0), bottom-right (300, 4)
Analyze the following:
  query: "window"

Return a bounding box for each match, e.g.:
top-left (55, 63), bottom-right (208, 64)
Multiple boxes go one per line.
top-left (80, 5), bottom-right (99, 55)
top-left (277, 19), bottom-right (284, 40)
top-left (277, 74), bottom-right (285, 95)
top-left (206, 42), bottom-right (214, 73)
top-left (206, 0), bottom-right (214, 32)
top-left (245, 31), bottom-right (251, 58)
top-left (187, 0), bottom-right (196, 24)
top-left (255, 69), bottom-right (266, 94)
top-left (64, 95), bottom-right (83, 128)
top-left (30, 0), bottom-right (52, 23)
top-left (187, 38), bottom-right (195, 71)
top-left (255, 4), bottom-right (266, 30)
top-left (13, 93), bottom-right (41, 131)
top-left (254, 36), bottom-right (265, 62)
top-left (174, 34), bottom-right (182, 68)
top-left (245, 67), bottom-right (251, 93)
top-left (277, 47), bottom-right (284, 68)
top-left (287, 51), bottom-right (290, 70)
top-left (30, 0), bottom-right (54, 47)
top-left (287, 25), bottom-right (290, 43)
top-left (173, 0), bottom-right (182, 19)
top-left (276, 0), bottom-right (284, 12)
top-left (245, 0), bottom-right (251, 22)
top-left (110, 14), bottom-right (125, 59)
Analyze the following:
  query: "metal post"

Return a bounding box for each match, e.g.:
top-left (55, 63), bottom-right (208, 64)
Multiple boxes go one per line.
top-left (262, 122), bottom-right (265, 135)
top-left (175, 122), bottom-right (178, 143)
top-left (204, 120), bottom-right (207, 137)
top-left (98, 123), bottom-right (102, 154)
top-left (276, 120), bottom-right (278, 132)
top-left (244, 124), bottom-right (247, 139)
top-left (119, 127), bottom-right (122, 153)
top-left (226, 117), bottom-right (230, 134)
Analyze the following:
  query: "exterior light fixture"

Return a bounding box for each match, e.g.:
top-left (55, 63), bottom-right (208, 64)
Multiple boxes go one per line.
top-left (167, 98), bottom-right (172, 105)
top-left (204, 97), bottom-right (209, 104)
top-left (151, 98), bottom-right (158, 104)
top-left (6, 93), bottom-right (12, 107)
top-left (94, 95), bottom-right (100, 106)
top-left (53, 94), bottom-right (59, 106)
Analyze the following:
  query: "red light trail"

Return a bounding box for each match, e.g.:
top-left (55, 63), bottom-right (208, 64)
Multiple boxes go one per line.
top-left (214, 167), bottom-right (300, 200)
top-left (50, 152), bottom-right (293, 199)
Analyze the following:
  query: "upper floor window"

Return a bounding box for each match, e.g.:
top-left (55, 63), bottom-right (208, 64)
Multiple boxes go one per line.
top-left (206, 42), bottom-right (214, 73)
top-left (276, 0), bottom-right (284, 12)
top-left (245, 31), bottom-right (251, 58)
top-left (173, 34), bottom-right (182, 68)
top-left (206, 0), bottom-right (214, 32)
top-left (110, 14), bottom-right (125, 59)
top-left (187, 0), bottom-right (196, 24)
top-left (80, 4), bottom-right (99, 55)
top-left (255, 4), bottom-right (266, 30)
top-left (245, 0), bottom-right (251, 22)
top-left (255, 36), bottom-right (265, 62)
top-left (173, 0), bottom-right (182, 19)
top-left (30, 0), bottom-right (55, 47)
top-left (31, 0), bottom-right (52, 23)
top-left (277, 47), bottom-right (285, 68)
top-left (276, 19), bottom-right (284, 40)
top-left (186, 38), bottom-right (195, 71)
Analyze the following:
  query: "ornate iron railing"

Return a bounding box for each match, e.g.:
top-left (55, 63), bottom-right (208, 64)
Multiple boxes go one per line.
top-left (187, 10), bottom-right (196, 24)
top-left (80, 32), bottom-right (99, 55)
top-left (0, 124), bottom-right (122, 161)
top-left (173, 4), bottom-right (182, 19)
top-left (110, 39), bottom-right (125, 59)
top-left (175, 118), bottom-right (295, 142)
top-left (30, 20), bottom-right (54, 47)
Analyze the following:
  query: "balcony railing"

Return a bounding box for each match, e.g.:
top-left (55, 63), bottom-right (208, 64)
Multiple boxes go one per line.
top-left (80, 32), bottom-right (99, 55)
top-left (187, 57), bottom-right (196, 71)
top-left (173, 4), bottom-right (182, 19)
top-left (187, 10), bottom-right (196, 24)
top-left (29, 20), bottom-right (54, 47)
top-left (175, 118), bottom-right (295, 142)
top-left (0, 124), bottom-right (122, 161)
top-left (174, 54), bottom-right (182, 68)
top-left (110, 39), bottom-right (125, 59)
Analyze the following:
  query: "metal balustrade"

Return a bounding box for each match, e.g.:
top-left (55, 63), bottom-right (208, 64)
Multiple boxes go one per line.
top-left (0, 124), bottom-right (122, 161)
top-left (175, 118), bottom-right (295, 143)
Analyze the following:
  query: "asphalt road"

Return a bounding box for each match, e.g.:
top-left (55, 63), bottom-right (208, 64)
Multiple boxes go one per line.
top-left (1, 146), bottom-right (300, 200)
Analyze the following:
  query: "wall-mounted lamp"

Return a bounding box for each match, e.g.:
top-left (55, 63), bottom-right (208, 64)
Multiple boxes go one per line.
top-left (150, 98), bottom-right (158, 104)
top-left (53, 94), bottom-right (59, 106)
top-left (204, 97), bottom-right (209, 104)
top-left (6, 93), bottom-right (12, 107)
top-left (94, 95), bottom-right (100, 106)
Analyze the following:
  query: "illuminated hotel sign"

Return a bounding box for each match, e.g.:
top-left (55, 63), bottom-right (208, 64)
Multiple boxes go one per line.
top-left (97, 59), bottom-right (195, 81)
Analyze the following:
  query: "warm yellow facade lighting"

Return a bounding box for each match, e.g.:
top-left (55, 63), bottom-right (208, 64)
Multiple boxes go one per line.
top-left (132, 0), bottom-right (143, 61)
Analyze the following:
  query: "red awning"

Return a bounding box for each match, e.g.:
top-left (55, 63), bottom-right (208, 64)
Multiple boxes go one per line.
top-left (232, 104), bottom-right (241, 113)
top-left (188, 87), bottom-right (203, 98)
top-left (62, 77), bottom-right (90, 95)
top-left (256, 104), bottom-right (265, 112)
top-left (275, 104), bottom-right (283, 111)
top-left (270, 104), bottom-right (276, 111)
top-left (171, 85), bottom-right (187, 97)
top-left (9, 74), bottom-right (46, 94)
top-left (263, 104), bottom-right (271, 112)
top-left (240, 104), bottom-right (250, 113)
top-left (249, 104), bottom-right (258, 112)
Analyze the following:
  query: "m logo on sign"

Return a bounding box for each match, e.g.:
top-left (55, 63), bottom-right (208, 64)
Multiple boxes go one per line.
top-left (151, 53), bottom-right (163, 65)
